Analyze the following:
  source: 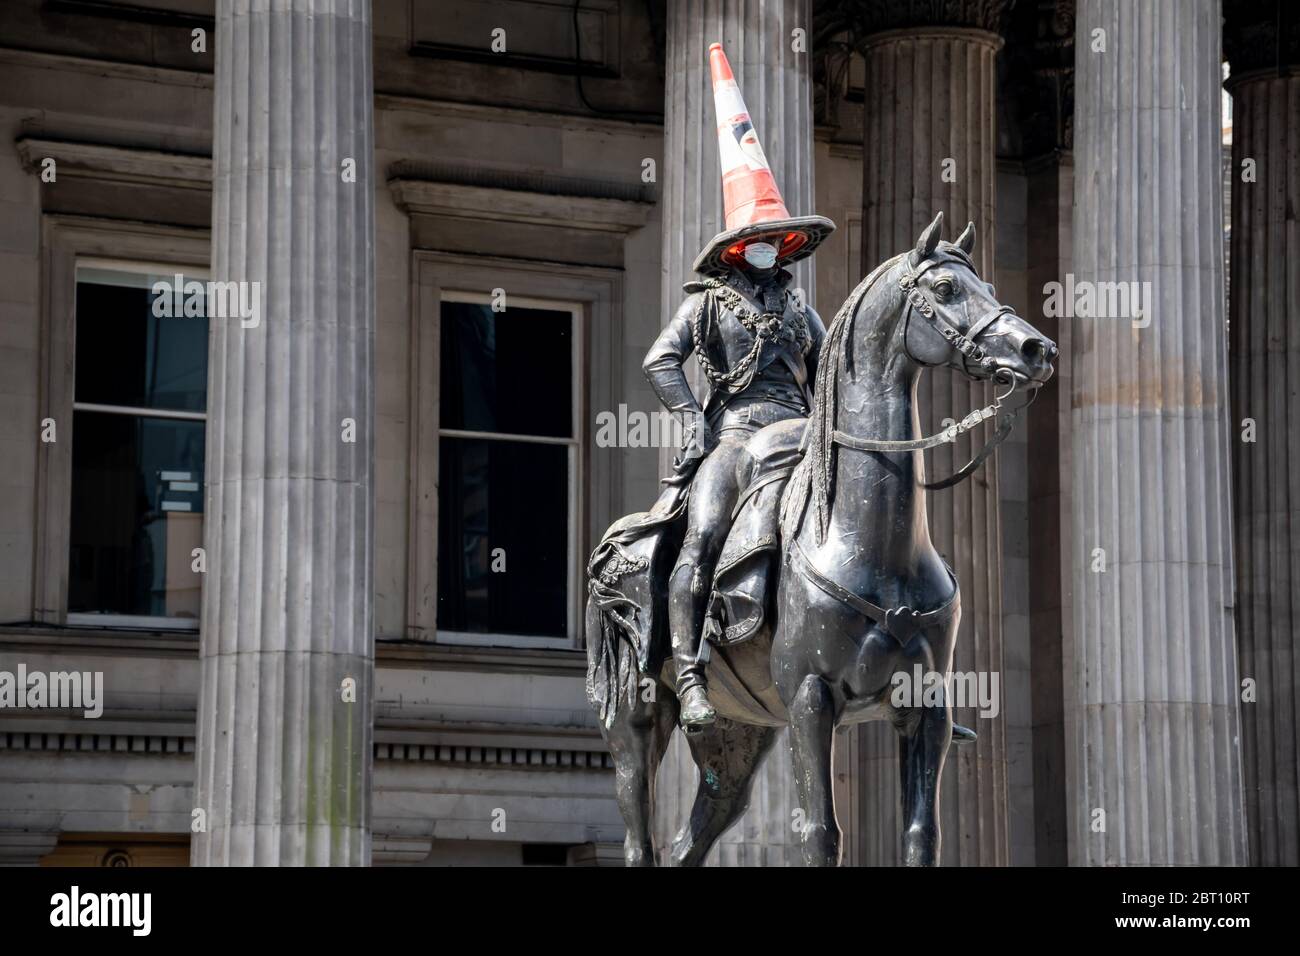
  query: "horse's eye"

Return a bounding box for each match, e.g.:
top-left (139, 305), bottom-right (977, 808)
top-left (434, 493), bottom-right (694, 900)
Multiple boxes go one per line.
top-left (932, 279), bottom-right (955, 298)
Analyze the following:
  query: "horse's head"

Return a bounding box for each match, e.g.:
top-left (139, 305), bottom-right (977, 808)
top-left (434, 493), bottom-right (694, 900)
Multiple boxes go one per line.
top-left (783, 212), bottom-right (1058, 543)
top-left (897, 212), bottom-right (1056, 388)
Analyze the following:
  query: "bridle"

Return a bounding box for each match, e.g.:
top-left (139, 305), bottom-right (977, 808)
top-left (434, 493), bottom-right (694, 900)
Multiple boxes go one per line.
top-left (830, 252), bottom-right (1037, 490)
top-left (899, 251), bottom-right (1014, 376)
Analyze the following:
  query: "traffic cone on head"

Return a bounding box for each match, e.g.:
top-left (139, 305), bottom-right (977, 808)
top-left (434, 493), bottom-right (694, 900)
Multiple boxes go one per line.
top-left (692, 42), bottom-right (834, 277)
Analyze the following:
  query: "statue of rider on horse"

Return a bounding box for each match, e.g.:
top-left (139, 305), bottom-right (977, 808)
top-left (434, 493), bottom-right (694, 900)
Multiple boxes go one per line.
top-left (585, 41), bottom-right (1057, 867)
top-left (643, 43), bottom-right (835, 730)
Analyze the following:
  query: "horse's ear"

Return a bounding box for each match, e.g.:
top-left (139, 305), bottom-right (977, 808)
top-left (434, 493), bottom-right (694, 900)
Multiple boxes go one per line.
top-left (913, 212), bottom-right (943, 263)
top-left (956, 221), bottom-right (976, 255)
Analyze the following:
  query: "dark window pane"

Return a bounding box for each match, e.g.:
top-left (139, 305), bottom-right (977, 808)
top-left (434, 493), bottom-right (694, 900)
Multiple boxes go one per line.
top-left (437, 437), bottom-right (568, 637)
top-left (75, 280), bottom-right (208, 412)
top-left (68, 412), bottom-right (205, 619)
top-left (439, 302), bottom-right (573, 437)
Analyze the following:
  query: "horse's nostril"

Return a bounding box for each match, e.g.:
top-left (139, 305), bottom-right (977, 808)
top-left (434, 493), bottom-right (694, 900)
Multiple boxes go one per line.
top-left (1022, 338), bottom-right (1047, 360)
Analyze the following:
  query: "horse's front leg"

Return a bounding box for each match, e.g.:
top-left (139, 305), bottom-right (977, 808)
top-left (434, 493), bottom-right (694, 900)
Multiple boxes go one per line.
top-left (899, 696), bottom-right (952, 866)
top-left (787, 673), bottom-right (841, 866)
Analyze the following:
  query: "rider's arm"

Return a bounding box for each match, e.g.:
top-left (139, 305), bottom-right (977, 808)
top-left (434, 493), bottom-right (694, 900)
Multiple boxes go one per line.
top-left (804, 303), bottom-right (828, 395)
top-left (642, 292), bottom-right (707, 418)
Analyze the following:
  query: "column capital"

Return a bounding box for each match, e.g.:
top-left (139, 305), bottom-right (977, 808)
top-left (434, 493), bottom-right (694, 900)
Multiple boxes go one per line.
top-left (1224, 0), bottom-right (1300, 82)
top-left (822, 0), bottom-right (1016, 39)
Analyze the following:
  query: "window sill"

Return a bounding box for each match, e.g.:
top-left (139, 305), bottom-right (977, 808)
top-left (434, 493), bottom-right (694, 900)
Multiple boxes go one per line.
top-left (0, 623), bottom-right (200, 656)
top-left (377, 638), bottom-right (586, 674)
top-left (66, 613), bottom-right (198, 631)
top-left (0, 627), bottom-right (590, 673)
top-left (434, 630), bottom-right (574, 651)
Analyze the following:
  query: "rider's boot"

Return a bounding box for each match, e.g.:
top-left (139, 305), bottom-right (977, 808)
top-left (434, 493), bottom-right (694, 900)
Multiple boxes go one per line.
top-left (669, 560), bottom-right (716, 730)
top-left (679, 685), bottom-right (715, 729)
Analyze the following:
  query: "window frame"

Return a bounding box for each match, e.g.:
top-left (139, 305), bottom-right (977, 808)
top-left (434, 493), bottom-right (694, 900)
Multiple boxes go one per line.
top-left (434, 290), bottom-right (583, 647)
top-left (66, 259), bottom-right (210, 630)
top-left (34, 216), bottom-right (210, 631)
top-left (407, 251), bottom-right (625, 649)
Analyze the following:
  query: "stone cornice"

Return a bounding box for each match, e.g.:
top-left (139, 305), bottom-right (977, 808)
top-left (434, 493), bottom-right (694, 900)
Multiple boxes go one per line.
top-left (388, 161), bottom-right (655, 234)
top-left (374, 91), bottom-right (663, 134)
top-left (0, 716), bottom-right (610, 770)
top-left (374, 720), bottom-right (612, 770)
top-left (45, 0), bottom-right (214, 30)
top-left (0, 45), bottom-right (210, 87)
top-left (14, 137), bottom-right (212, 190)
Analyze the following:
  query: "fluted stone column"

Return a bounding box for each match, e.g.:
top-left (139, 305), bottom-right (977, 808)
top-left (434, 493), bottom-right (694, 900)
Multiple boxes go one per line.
top-left (193, 0), bottom-right (375, 866)
top-left (1068, 0), bottom-right (1245, 865)
top-left (851, 5), bottom-right (1011, 867)
top-left (653, 0), bottom-right (817, 866)
top-left (1225, 2), bottom-right (1300, 867)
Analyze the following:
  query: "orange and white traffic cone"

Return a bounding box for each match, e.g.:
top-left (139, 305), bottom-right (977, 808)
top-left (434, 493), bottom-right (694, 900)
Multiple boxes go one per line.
top-left (692, 42), bottom-right (835, 277)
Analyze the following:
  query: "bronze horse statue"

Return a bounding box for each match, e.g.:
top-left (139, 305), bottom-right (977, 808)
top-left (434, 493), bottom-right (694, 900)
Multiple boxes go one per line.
top-left (585, 213), bottom-right (1057, 866)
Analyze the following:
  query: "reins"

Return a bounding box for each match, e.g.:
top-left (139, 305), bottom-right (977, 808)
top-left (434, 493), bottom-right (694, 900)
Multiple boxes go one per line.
top-left (833, 372), bottom-right (1037, 489)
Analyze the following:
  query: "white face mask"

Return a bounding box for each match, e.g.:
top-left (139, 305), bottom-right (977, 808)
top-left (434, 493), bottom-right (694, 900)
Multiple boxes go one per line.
top-left (742, 242), bottom-right (778, 270)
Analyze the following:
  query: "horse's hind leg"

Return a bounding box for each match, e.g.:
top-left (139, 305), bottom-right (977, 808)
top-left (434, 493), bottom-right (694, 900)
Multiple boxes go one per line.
top-left (600, 686), bottom-right (678, 866)
top-left (668, 717), bottom-right (777, 866)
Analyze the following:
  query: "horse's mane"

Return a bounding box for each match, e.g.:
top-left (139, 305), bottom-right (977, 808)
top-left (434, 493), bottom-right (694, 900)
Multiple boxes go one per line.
top-left (780, 252), bottom-right (907, 546)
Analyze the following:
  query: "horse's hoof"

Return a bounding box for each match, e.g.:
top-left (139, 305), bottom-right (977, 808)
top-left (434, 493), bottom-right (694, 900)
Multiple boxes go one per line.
top-left (902, 824), bottom-right (940, 866)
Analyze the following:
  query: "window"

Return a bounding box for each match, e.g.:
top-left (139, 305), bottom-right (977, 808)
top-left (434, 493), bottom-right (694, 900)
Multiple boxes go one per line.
top-left (65, 264), bottom-right (208, 629)
top-left (436, 293), bottom-right (580, 642)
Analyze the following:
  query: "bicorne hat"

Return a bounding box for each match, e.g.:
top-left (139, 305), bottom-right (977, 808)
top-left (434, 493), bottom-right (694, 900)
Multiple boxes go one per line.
top-left (692, 42), bottom-right (836, 277)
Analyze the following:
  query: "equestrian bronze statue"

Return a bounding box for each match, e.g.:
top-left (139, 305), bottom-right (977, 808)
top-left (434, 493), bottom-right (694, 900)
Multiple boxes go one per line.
top-left (586, 44), bottom-right (1058, 867)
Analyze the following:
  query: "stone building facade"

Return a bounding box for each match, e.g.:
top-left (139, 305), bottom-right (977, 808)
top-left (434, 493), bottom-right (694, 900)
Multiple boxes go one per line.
top-left (0, 0), bottom-right (1290, 865)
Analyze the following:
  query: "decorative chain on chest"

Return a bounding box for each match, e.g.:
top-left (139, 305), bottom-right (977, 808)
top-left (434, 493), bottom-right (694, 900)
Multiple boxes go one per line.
top-left (707, 280), bottom-right (810, 350)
